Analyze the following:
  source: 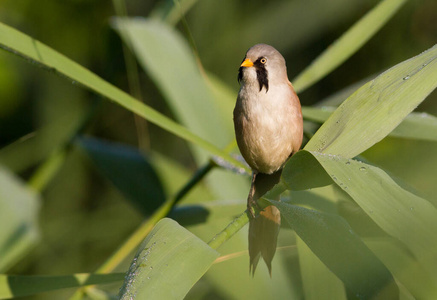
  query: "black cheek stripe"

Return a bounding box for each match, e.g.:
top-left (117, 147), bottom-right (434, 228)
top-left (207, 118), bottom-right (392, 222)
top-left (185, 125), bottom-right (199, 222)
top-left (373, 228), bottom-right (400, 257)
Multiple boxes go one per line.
top-left (256, 67), bottom-right (269, 92)
top-left (238, 67), bottom-right (243, 83)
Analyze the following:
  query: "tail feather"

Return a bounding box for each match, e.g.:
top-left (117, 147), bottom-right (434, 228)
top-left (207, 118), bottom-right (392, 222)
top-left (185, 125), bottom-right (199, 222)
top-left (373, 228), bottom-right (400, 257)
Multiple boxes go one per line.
top-left (249, 205), bottom-right (281, 276)
top-left (248, 170), bottom-right (282, 276)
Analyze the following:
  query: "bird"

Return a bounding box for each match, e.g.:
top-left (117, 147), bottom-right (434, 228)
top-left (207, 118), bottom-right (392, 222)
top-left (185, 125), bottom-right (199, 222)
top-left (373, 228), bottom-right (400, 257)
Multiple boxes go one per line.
top-left (233, 44), bottom-right (303, 276)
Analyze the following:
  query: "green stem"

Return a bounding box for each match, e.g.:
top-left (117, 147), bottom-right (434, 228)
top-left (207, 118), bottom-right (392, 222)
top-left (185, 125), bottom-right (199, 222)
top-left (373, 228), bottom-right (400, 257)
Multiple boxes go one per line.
top-left (208, 210), bottom-right (250, 250)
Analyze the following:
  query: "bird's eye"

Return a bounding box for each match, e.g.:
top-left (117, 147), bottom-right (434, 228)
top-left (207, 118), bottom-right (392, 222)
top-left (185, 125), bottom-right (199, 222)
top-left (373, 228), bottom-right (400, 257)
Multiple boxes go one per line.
top-left (260, 57), bottom-right (267, 64)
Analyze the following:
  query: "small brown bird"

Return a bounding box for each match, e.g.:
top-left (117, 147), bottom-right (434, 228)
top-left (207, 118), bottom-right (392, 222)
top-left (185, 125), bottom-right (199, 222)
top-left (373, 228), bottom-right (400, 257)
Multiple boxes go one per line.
top-left (233, 44), bottom-right (303, 275)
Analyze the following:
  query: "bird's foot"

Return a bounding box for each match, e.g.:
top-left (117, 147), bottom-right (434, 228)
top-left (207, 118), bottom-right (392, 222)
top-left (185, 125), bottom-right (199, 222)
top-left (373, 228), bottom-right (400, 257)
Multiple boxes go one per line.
top-left (247, 196), bottom-right (261, 219)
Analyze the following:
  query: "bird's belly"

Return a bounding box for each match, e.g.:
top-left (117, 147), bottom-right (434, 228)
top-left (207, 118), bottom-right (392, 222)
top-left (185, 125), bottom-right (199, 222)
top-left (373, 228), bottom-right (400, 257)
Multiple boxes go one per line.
top-left (236, 113), bottom-right (293, 174)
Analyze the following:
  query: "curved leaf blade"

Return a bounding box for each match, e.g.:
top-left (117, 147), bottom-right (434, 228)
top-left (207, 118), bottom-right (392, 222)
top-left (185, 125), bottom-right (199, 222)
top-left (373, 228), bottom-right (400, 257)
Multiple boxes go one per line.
top-left (304, 45), bottom-right (437, 157)
top-left (304, 151), bottom-right (437, 282)
top-left (297, 237), bottom-right (347, 300)
top-left (268, 200), bottom-right (397, 299)
top-left (302, 106), bottom-right (437, 142)
top-left (366, 239), bottom-right (437, 299)
top-left (282, 150), bottom-right (437, 297)
top-left (119, 218), bottom-right (219, 300)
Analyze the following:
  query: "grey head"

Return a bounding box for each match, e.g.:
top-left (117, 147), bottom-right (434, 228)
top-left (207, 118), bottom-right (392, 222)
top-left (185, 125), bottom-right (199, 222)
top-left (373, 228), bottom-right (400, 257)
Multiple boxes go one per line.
top-left (238, 44), bottom-right (289, 92)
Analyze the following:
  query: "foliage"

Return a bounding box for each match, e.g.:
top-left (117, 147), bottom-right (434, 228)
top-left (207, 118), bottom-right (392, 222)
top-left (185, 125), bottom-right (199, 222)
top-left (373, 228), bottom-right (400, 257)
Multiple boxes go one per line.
top-left (0, 0), bottom-right (437, 299)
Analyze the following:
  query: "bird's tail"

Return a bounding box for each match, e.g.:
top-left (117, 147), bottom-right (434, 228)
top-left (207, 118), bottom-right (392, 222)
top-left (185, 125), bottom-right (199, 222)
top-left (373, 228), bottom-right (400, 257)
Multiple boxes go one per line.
top-left (248, 171), bottom-right (282, 276)
top-left (249, 205), bottom-right (280, 276)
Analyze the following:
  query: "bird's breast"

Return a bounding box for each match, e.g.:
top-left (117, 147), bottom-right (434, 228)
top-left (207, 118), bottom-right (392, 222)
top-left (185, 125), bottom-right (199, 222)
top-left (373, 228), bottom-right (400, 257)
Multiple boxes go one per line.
top-left (234, 84), bottom-right (301, 174)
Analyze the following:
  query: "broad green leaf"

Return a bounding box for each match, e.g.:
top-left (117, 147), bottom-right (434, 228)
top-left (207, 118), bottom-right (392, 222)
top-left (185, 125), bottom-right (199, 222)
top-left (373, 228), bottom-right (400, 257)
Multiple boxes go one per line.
top-left (268, 200), bottom-right (397, 299)
top-left (0, 21), bottom-right (245, 171)
top-left (366, 239), bottom-right (437, 300)
top-left (118, 218), bottom-right (219, 300)
top-left (281, 150), bottom-right (333, 191)
top-left (77, 137), bottom-right (166, 214)
top-left (112, 18), bottom-right (233, 150)
top-left (304, 44), bottom-right (437, 157)
top-left (293, 0), bottom-right (407, 92)
top-left (297, 237), bottom-right (347, 300)
top-left (289, 186), bottom-right (347, 300)
top-left (304, 151), bottom-right (437, 280)
top-left (0, 166), bottom-right (40, 272)
top-left (336, 189), bottom-right (437, 299)
top-left (0, 273), bottom-right (123, 299)
top-left (302, 106), bottom-right (437, 142)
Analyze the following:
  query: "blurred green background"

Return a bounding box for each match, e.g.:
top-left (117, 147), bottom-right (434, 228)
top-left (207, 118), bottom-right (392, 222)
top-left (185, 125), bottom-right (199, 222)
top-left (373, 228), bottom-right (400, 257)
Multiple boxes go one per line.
top-left (0, 0), bottom-right (436, 299)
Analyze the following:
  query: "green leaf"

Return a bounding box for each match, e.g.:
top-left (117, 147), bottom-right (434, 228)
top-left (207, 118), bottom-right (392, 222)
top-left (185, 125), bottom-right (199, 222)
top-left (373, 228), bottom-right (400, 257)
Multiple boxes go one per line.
top-left (366, 238), bottom-right (437, 300)
top-left (77, 137), bottom-right (166, 214)
top-left (302, 106), bottom-right (437, 142)
top-left (304, 44), bottom-right (437, 157)
top-left (268, 199), bottom-right (397, 299)
top-left (112, 18), bottom-right (233, 151)
top-left (0, 21), bottom-right (245, 171)
top-left (289, 186), bottom-right (347, 300)
top-left (304, 151), bottom-right (437, 281)
top-left (119, 218), bottom-right (219, 300)
top-left (297, 237), bottom-right (347, 300)
top-left (293, 0), bottom-right (407, 92)
top-left (281, 150), bottom-right (333, 191)
top-left (0, 166), bottom-right (40, 272)
top-left (0, 273), bottom-right (124, 299)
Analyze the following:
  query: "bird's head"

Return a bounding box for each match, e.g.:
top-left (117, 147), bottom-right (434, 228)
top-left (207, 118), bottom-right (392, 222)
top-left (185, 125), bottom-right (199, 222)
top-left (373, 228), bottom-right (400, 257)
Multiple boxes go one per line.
top-left (238, 44), bottom-right (288, 92)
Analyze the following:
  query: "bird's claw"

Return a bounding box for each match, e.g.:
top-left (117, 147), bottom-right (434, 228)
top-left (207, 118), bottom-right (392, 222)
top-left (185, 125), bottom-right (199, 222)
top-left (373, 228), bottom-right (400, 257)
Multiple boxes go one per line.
top-left (247, 197), bottom-right (261, 219)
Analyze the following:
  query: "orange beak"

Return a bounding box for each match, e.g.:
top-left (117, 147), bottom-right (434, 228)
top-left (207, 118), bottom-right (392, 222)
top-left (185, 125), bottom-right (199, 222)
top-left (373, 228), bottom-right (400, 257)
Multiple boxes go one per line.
top-left (240, 58), bottom-right (254, 68)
